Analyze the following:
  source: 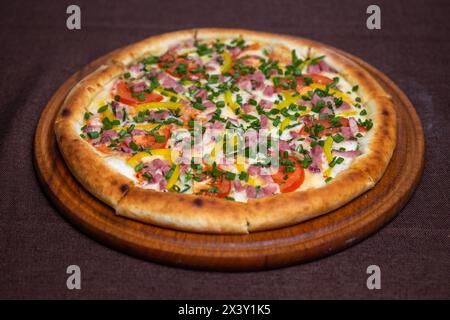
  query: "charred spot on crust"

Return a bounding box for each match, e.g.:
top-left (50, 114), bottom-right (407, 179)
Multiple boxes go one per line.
top-left (61, 108), bottom-right (71, 117)
top-left (382, 109), bottom-right (390, 116)
top-left (119, 184), bottom-right (129, 193)
top-left (193, 198), bottom-right (203, 207)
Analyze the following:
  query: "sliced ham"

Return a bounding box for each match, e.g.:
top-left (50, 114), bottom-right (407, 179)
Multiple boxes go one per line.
top-left (263, 85), bottom-right (274, 97)
top-left (260, 99), bottom-right (273, 110)
top-left (245, 185), bottom-right (257, 199)
top-left (340, 126), bottom-right (353, 140)
top-left (99, 130), bottom-right (118, 144)
top-left (130, 63), bottom-right (144, 74)
top-left (338, 101), bottom-right (352, 111)
top-left (260, 184), bottom-right (278, 197)
top-left (307, 64), bottom-right (321, 74)
top-left (318, 60), bottom-right (332, 72)
top-left (260, 115), bottom-right (269, 129)
top-left (133, 81), bottom-right (146, 93)
top-left (248, 165), bottom-right (261, 176)
top-left (238, 78), bottom-right (252, 91)
top-left (131, 129), bottom-right (145, 136)
top-left (233, 180), bottom-right (246, 192)
top-left (195, 89), bottom-right (208, 100)
top-left (309, 145), bottom-right (323, 173)
top-left (279, 139), bottom-right (291, 152)
top-left (242, 103), bottom-right (254, 114)
top-left (349, 117), bottom-right (359, 136)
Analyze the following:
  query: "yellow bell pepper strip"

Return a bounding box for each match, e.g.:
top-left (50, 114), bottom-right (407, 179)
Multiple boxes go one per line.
top-left (280, 118), bottom-right (291, 131)
top-left (310, 83), bottom-right (354, 105)
top-left (221, 51), bottom-right (233, 74)
top-left (97, 100), bottom-right (116, 122)
top-left (154, 88), bottom-right (188, 102)
top-left (335, 110), bottom-right (357, 117)
top-left (323, 167), bottom-right (332, 178)
top-left (136, 101), bottom-right (184, 112)
top-left (149, 148), bottom-right (174, 163)
top-left (322, 135), bottom-right (335, 178)
top-left (224, 90), bottom-right (239, 112)
top-left (113, 123), bottom-right (164, 132)
top-left (324, 136), bottom-right (334, 163)
top-left (275, 91), bottom-right (300, 110)
top-left (127, 152), bottom-right (152, 167)
top-left (166, 164), bottom-right (181, 189)
top-left (127, 148), bottom-right (175, 167)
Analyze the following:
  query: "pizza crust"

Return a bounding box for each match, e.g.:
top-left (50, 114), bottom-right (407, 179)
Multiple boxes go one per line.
top-left (55, 28), bottom-right (397, 234)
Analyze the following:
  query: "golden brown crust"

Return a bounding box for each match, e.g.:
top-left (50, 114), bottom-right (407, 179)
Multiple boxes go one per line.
top-left (116, 187), bottom-right (249, 234)
top-left (55, 28), bottom-right (397, 234)
top-left (55, 64), bottom-right (132, 207)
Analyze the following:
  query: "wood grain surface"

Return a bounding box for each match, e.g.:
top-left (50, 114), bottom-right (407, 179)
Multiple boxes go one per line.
top-left (33, 42), bottom-right (425, 271)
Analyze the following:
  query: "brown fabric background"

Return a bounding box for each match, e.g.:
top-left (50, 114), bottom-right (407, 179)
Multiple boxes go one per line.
top-left (0, 0), bottom-right (449, 299)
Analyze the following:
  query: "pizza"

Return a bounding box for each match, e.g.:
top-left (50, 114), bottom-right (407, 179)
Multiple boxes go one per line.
top-left (55, 29), bottom-right (396, 234)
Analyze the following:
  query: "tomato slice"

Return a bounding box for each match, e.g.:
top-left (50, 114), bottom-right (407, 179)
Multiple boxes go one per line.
top-left (296, 74), bottom-right (333, 92)
top-left (159, 51), bottom-right (202, 80)
top-left (115, 81), bottom-right (163, 106)
top-left (202, 177), bottom-right (232, 198)
top-left (132, 127), bottom-right (171, 149)
top-left (272, 156), bottom-right (305, 193)
top-left (303, 74), bottom-right (334, 85)
top-left (298, 118), bottom-right (349, 137)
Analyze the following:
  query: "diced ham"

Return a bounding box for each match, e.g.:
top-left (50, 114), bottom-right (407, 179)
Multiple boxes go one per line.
top-left (248, 165), bottom-right (261, 176)
top-left (279, 139), bottom-right (291, 152)
top-left (130, 63), bottom-right (144, 74)
top-left (99, 130), bottom-right (118, 144)
top-left (150, 110), bottom-right (169, 120)
top-left (233, 180), bottom-right (246, 192)
top-left (349, 117), bottom-right (359, 136)
top-left (309, 145), bottom-right (323, 173)
top-left (121, 146), bottom-right (133, 153)
top-left (246, 185), bottom-right (257, 199)
top-left (260, 184), bottom-right (278, 197)
top-left (320, 106), bottom-right (333, 114)
top-left (195, 89), bottom-right (208, 100)
top-left (242, 103), bottom-right (254, 114)
top-left (229, 47), bottom-right (242, 57)
top-left (307, 64), bottom-right (321, 74)
top-left (339, 101), bottom-right (352, 111)
top-left (318, 60), bottom-right (332, 72)
top-left (306, 60), bottom-right (333, 73)
top-left (133, 82), bottom-right (146, 93)
top-left (131, 129), bottom-right (145, 136)
top-left (123, 137), bottom-right (133, 146)
top-left (203, 100), bottom-right (215, 109)
top-left (251, 70), bottom-right (265, 89)
top-left (238, 79), bottom-right (252, 91)
top-left (260, 115), bottom-right (269, 129)
top-left (340, 126), bottom-right (353, 140)
top-left (260, 99), bottom-right (273, 110)
top-left (263, 85), bottom-right (274, 96)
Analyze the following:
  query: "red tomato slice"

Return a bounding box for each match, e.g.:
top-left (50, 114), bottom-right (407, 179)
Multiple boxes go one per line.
top-left (298, 118), bottom-right (350, 137)
top-left (132, 127), bottom-right (171, 149)
top-left (202, 177), bottom-right (232, 198)
top-left (272, 156), bottom-right (305, 193)
top-left (296, 74), bottom-right (334, 92)
top-left (115, 81), bottom-right (163, 106)
top-left (159, 51), bottom-right (202, 80)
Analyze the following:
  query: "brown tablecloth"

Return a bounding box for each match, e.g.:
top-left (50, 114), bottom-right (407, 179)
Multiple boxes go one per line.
top-left (0, 0), bottom-right (448, 299)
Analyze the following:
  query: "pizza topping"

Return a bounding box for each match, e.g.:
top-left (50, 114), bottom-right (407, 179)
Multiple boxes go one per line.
top-left (81, 35), bottom-right (374, 201)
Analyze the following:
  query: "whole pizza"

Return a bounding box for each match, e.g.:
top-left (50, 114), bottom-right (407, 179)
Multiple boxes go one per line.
top-left (55, 29), bottom-right (396, 234)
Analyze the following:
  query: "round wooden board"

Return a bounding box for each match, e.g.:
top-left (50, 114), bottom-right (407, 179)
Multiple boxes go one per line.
top-left (34, 42), bottom-right (425, 271)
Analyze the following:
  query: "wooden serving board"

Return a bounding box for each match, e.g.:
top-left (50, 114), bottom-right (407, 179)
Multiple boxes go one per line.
top-left (34, 44), bottom-right (425, 271)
